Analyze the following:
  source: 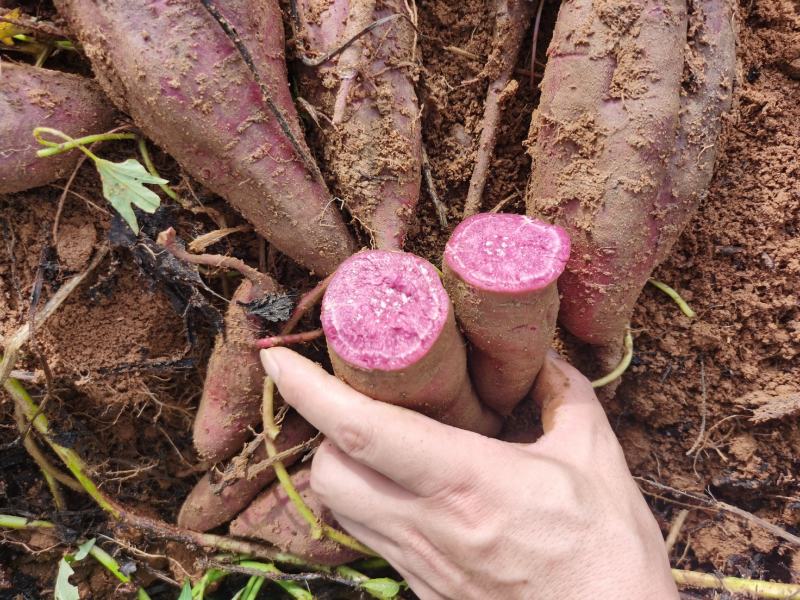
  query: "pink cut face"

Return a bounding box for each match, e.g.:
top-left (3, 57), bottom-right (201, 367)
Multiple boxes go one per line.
top-left (322, 251), bottom-right (450, 371)
top-left (444, 213), bottom-right (571, 293)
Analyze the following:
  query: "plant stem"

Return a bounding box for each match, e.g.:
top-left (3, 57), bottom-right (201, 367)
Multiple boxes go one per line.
top-left (280, 275), bottom-right (333, 335)
top-left (261, 378), bottom-right (376, 555)
top-left (649, 279), bottom-right (696, 318)
top-left (34, 127), bottom-right (136, 159)
top-left (255, 329), bottom-right (323, 350)
top-left (88, 544), bottom-right (131, 584)
top-left (591, 330), bottom-right (634, 388)
top-left (672, 569), bottom-right (800, 599)
top-left (238, 561), bottom-right (313, 600)
top-left (0, 514), bottom-right (55, 529)
top-left (137, 137), bottom-right (180, 202)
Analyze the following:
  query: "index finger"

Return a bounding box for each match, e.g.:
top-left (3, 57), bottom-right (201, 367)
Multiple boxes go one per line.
top-left (261, 347), bottom-right (483, 497)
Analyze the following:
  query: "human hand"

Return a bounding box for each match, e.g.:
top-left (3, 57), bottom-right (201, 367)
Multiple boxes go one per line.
top-left (260, 347), bottom-right (678, 600)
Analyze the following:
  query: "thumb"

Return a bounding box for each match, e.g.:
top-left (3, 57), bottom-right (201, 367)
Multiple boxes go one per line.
top-left (530, 350), bottom-right (606, 437)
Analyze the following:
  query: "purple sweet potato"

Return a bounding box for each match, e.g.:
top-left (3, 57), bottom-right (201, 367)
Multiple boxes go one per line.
top-left (230, 463), bottom-right (363, 566)
top-left (294, 0), bottom-right (422, 250)
top-left (443, 213), bottom-right (570, 415)
top-left (321, 250), bottom-right (501, 436)
top-left (0, 63), bottom-right (115, 194)
top-left (526, 0), bottom-right (688, 347)
top-left (178, 411), bottom-right (315, 532)
top-left (54, 0), bottom-right (355, 275)
top-left (193, 278), bottom-right (274, 463)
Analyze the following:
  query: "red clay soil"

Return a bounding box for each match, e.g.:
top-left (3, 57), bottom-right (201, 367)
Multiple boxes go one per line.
top-left (1, 0), bottom-right (798, 596)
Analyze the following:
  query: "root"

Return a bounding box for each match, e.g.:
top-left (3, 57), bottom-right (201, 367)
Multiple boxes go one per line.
top-left (256, 328), bottom-right (323, 350)
top-left (157, 227), bottom-right (273, 291)
top-left (280, 274), bottom-right (333, 335)
top-left (648, 279), bottom-right (696, 318)
top-left (590, 329), bottom-right (634, 388)
top-left (422, 147), bottom-right (448, 227)
top-left (462, 0), bottom-right (532, 218)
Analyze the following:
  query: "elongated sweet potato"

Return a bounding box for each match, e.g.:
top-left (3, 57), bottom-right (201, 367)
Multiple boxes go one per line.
top-left (294, 0), bottom-right (422, 250)
top-left (526, 0), bottom-right (688, 347)
top-left (0, 63), bottom-right (115, 194)
top-left (193, 279), bottom-right (274, 463)
top-left (443, 213), bottom-right (570, 415)
top-left (652, 0), bottom-right (736, 266)
top-left (230, 464), bottom-right (363, 566)
top-left (55, 0), bottom-right (355, 275)
top-left (178, 411), bottom-right (315, 532)
top-left (321, 250), bottom-right (501, 435)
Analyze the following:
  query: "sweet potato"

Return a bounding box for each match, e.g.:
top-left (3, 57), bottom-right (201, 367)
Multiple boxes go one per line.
top-left (652, 0), bottom-right (736, 266)
top-left (54, 0), bottom-right (355, 275)
top-left (0, 63), bottom-right (115, 195)
top-left (230, 463), bottom-right (363, 566)
top-left (526, 0), bottom-right (688, 347)
top-left (443, 213), bottom-right (570, 415)
top-left (294, 0), bottom-right (422, 250)
top-left (321, 250), bottom-right (501, 436)
top-left (462, 0), bottom-right (532, 217)
top-left (178, 411), bottom-right (315, 532)
top-left (193, 278), bottom-right (274, 463)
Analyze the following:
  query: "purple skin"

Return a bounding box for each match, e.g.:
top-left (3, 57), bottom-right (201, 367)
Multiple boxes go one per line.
top-left (321, 250), bottom-right (501, 436)
top-left (230, 464), bottom-right (363, 566)
top-left (178, 412), bottom-right (315, 532)
top-left (54, 0), bottom-right (355, 275)
top-left (0, 64), bottom-right (115, 194)
top-left (444, 214), bottom-right (570, 415)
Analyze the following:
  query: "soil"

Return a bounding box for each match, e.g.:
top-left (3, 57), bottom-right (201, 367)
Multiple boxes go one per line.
top-left (1, 0), bottom-right (799, 598)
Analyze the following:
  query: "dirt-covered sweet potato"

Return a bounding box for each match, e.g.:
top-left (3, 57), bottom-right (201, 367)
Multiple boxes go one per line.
top-left (294, 0), bottom-right (422, 250)
top-left (193, 279), bottom-right (273, 463)
top-left (0, 63), bottom-right (115, 194)
top-left (178, 412), bottom-right (315, 532)
top-left (54, 0), bottom-right (355, 275)
top-left (230, 463), bottom-right (363, 566)
top-left (526, 0), bottom-right (688, 347)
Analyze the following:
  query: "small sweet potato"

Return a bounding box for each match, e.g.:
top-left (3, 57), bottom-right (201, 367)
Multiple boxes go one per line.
top-left (178, 412), bottom-right (315, 532)
top-left (193, 279), bottom-right (274, 463)
top-left (0, 63), bottom-right (115, 195)
top-left (230, 464), bottom-right (363, 566)
top-left (55, 0), bottom-right (355, 275)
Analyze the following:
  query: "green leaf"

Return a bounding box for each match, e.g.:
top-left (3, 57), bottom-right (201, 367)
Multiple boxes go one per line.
top-left (177, 580), bottom-right (192, 600)
top-left (94, 157), bottom-right (166, 234)
top-left (360, 577), bottom-right (402, 599)
top-left (74, 538), bottom-right (96, 561)
top-left (54, 558), bottom-right (80, 600)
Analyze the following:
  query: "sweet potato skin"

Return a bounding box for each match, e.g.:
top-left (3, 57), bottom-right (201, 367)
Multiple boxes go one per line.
top-left (526, 0), bottom-right (688, 346)
top-left (295, 0), bottom-right (422, 250)
top-left (54, 0), bottom-right (355, 275)
top-left (230, 464), bottom-right (363, 566)
top-left (0, 64), bottom-right (115, 194)
top-left (193, 279), bottom-right (273, 463)
top-left (322, 250), bottom-right (501, 436)
top-left (178, 412), bottom-right (315, 532)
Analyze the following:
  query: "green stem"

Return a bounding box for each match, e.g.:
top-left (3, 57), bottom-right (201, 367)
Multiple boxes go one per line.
top-left (0, 514), bottom-right (55, 529)
top-left (648, 279), bottom-right (696, 318)
top-left (672, 569), bottom-right (800, 599)
top-left (591, 330), bottom-right (634, 389)
top-left (34, 127), bottom-right (136, 159)
top-left (88, 544), bottom-right (131, 584)
top-left (238, 562), bottom-right (313, 600)
top-left (4, 375), bottom-right (120, 517)
top-left (137, 137), bottom-right (180, 202)
top-left (262, 377), bottom-right (377, 555)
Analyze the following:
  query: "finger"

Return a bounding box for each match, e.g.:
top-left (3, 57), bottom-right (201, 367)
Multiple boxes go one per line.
top-left (311, 440), bottom-right (417, 526)
top-left (261, 347), bottom-right (483, 496)
top-left (333, 515), bottom-right (447, 600)
top-left (530, 350), bottom-right (608, 436)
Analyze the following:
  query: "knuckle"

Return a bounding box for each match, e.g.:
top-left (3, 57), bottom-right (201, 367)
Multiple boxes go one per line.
top-left (334, 419), bottom-right (374, 459)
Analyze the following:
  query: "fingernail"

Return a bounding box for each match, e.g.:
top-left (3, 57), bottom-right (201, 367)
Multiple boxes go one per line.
top-left (260, 349), bottom-right (281, 384)
top-left (547, 348), bottom-right (561, 360)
